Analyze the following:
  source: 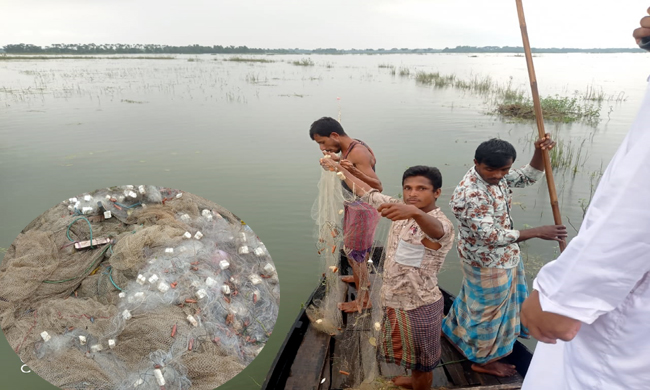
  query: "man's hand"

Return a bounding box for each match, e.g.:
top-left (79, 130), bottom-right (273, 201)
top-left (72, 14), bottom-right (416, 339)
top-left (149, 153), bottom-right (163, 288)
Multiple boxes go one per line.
top-left (534, 133), bottom-right (556, 151)
top-left (521, 290), bottom-right (582, 344)
top-left (633, 7), bottom-right (650, 44)
top-left (534, 225), bottom-right (567, 241)
top-left (319, 156), bottom-right (338, 172)
top-left (377, 203), bottom-right (419, 221)
top-left (322, 150), bottom-right (340, 162)
top-left (340, 159), bottom-right (358, 174)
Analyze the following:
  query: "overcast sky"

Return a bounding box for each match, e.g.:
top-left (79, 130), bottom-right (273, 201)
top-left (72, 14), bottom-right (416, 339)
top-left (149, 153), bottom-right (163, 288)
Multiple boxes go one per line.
top-left (1, 0), bottom-right (648, 49)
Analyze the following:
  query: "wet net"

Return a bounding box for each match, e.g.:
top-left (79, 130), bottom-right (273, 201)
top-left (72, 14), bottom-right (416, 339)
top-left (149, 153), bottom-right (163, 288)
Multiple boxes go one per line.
top-left (0, 185), bottom-right (280, 390)
top-left (310, 169), bottom-right (394, 389)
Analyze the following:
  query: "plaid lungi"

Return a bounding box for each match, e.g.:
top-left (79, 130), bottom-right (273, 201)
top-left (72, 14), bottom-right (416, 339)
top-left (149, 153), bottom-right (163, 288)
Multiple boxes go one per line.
top-left (441, 259), bottom-right (529, 364)
top-left (380, 298), bottom-right (444, 372)
top-left (343, 199), bottom-right (380, 262)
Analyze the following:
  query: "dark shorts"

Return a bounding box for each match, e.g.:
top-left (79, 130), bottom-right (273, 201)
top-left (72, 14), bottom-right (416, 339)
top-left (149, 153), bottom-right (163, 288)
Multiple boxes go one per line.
top-left (342, 200), bottom-right (379, 263)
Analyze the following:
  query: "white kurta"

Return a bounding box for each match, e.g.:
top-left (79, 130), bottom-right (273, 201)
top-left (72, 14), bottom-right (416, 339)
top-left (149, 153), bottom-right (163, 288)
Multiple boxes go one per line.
top-left (522, 79), bottom-right (650, 390)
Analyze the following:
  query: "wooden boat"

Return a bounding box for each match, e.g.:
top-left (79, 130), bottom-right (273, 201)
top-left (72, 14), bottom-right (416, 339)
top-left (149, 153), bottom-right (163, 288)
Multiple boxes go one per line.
top-left (263, 251), bottom-right (532, 390)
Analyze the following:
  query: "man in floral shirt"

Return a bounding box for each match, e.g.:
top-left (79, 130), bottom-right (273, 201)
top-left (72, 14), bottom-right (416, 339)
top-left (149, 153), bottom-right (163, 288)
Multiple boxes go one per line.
top-left (442, 136), bottom-right (567, 377)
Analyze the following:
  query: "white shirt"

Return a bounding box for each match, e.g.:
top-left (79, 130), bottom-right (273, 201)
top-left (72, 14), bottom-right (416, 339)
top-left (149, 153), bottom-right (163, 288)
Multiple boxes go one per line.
top-left (522, 81), bottom-right (650, 390)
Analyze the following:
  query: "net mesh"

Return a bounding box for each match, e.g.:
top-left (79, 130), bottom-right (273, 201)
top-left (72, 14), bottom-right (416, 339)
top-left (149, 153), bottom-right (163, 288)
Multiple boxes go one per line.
top-left (310, 169), bottom-right (392, 389)
top-left (0, 185), bottom-right (280, 390)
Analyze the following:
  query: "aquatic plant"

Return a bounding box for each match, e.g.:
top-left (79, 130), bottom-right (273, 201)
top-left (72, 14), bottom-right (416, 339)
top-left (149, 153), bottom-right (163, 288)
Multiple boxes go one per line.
top-left (0, 56), bottom-right (175, 60)
top-left (579, 84), bottom-right (626, 103)
top-left (291, 58), bottom-right (314, 66)
top-left (225, 57), bottom-right (275, 63)
top-left (497, 95), bottom-right (601, 126)
top-left (548, 135), bottom-right (587, 174)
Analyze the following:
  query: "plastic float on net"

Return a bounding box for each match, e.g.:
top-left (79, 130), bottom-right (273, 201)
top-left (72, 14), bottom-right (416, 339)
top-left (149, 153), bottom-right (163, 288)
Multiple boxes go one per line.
top-left (16, 185), bottom-right (279, 389)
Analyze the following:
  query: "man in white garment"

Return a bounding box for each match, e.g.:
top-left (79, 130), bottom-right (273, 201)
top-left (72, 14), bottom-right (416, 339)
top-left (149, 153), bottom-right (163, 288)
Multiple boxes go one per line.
top-left (520, 9), bottom-right (650, 390)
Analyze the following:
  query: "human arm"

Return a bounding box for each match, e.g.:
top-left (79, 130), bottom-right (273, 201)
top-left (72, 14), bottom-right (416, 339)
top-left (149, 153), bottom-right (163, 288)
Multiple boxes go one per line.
top-left (319, 157), bottom-right (373, 198)
top-left (521, 290), bottom-right (582, 344)
top-left (523, 86), bottom-right (650, 342)
top-left (504, 134), bottom-right (554, 188)
top-left (376, 204), bottom-right (446, 240)
top-left (452, 189), bottom-right (565, 245)
top-left (529, 133), bottom-right (556, 172)
top-left (340, 147), bottom-right (382, 192)
top-left (515, 225), bottom-right (567, 243)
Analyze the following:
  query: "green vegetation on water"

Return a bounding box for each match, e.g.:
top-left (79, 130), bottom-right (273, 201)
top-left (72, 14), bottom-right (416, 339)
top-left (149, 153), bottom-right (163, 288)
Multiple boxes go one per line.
top-left (291, 58), bottom-right (314, 66)
top-left (548, 134), bottom-right (587, 173)
top-left (225, 57), bottom-right (275, 63)
top-left (0, 55), bottom-right (175, 61)
top-left (412, 69), bottom-right (602, 126)
top-left (497, 95), bottom-right (601, 126)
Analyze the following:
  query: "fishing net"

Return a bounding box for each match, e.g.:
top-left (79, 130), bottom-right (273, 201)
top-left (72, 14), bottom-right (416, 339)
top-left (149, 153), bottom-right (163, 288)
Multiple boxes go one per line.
top-left (310, 169), bottom-right (393, 389)
top-left (0, 185), bottom-right (280, 390)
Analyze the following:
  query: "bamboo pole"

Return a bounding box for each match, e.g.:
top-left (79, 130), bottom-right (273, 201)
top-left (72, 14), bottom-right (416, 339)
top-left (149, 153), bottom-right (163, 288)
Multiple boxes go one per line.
top-left (515, 0), bottom-right (567, 252)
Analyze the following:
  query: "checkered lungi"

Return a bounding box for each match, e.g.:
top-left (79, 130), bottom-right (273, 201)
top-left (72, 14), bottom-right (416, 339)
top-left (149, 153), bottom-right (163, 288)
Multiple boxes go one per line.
top-left (441, 259), bottom-right (529, 364)
top-left (380, 298), bottom-right (444, 372)
top-left (343, 199), bottom-right (380, 263)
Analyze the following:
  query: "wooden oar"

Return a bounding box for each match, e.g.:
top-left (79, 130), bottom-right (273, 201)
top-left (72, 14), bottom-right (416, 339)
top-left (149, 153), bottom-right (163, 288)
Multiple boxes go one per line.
top-left (515, 0), bottom-right (567, 252)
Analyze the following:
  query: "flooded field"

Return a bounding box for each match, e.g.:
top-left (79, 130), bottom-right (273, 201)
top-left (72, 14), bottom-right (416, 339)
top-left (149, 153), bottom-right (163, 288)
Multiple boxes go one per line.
top-left (1, 52), bottom-right (649, 389)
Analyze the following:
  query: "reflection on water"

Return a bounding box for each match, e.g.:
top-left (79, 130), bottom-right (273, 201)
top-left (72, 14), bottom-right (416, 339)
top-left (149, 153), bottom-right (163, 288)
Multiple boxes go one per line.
top-left (1, 53), bottom-right (649, 388)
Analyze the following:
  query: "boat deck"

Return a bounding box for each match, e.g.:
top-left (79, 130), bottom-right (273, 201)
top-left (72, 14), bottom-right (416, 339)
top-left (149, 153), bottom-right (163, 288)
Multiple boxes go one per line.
top-left (284, 275), bottom-right (524, 390)
top-left (264, 249), bottom-right (531, 390)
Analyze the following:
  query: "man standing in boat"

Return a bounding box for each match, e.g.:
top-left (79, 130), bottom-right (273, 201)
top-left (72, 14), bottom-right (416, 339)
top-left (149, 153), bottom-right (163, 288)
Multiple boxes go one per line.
top-left (520, 11), bottom-right (650, 389)
top-left (441, 137), bottom-right (567, 377)
top-left (320, 158), bottom-right (454, 390)
top-left (310, 117), bottom-right (382, 313)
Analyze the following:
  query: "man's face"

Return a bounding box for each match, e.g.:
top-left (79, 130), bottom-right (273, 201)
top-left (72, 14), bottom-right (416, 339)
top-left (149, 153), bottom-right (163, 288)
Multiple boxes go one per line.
top-left (474, 158), bottom-right (514, 185)
top-left (313, 134), bottom-right (341, 153)
top-left (402, 176), bottom-right (440, 210)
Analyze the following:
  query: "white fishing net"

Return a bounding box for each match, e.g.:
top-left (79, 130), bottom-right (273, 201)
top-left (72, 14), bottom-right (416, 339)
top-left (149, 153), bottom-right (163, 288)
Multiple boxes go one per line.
top-left (0, 186), bottom-right (280, 390)
top-left (310, 169), bottom-right (392, 389)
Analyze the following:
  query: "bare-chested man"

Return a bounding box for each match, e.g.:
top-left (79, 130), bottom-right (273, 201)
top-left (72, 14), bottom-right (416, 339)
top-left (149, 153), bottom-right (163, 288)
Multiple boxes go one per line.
top-left (310, 117), bottom-right (382, 313)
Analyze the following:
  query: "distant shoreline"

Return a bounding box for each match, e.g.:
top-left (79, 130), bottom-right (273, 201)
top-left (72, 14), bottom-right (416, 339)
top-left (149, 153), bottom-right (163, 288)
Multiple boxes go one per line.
top-left (0, 44), bottom-right (645, 55)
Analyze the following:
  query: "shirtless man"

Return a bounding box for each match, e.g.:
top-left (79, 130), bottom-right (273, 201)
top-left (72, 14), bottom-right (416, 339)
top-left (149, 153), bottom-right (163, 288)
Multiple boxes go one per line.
top-left (310, 117), bottom-right (382, 312)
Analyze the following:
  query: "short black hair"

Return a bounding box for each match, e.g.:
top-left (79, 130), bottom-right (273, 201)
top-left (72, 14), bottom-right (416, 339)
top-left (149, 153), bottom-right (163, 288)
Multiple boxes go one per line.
top-left (309, 117), bottom-right (347, 140)
top-left (402, 166), bottom-right (442, 190)
top-left (475, 138), bottom-right (517, 167)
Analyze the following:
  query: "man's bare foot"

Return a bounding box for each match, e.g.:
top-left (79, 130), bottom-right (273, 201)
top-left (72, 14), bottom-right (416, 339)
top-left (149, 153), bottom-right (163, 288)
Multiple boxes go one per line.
top-left (341, 275), bottom-right (371, 287)
top-left (471, 361), bottom-right (517, 377)
top-left (391, 375), bottom-right (413, 389)
top-left (341, 275), bottom-right (354, 283)
top-left (337, 300), bottom-right (372, 313)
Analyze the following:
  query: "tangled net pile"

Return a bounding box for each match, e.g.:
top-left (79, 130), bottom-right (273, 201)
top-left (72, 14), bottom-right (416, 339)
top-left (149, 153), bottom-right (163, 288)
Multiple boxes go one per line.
top-left (310, 170), bottom-right (392, 389)
top-left (0, 185), bottom-right (280, 390)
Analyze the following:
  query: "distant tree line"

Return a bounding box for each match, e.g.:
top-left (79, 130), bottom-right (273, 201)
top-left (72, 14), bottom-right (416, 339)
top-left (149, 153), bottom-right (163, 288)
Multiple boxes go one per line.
top-left (1, 43), bottom-right (644, 55)
top-left (442, 45), bottom-right (644, 53)
top-left (0, 43), bottom-right (443, 54)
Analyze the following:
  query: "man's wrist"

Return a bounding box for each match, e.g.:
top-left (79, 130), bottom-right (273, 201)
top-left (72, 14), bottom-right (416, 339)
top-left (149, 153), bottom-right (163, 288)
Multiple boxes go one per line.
top-left (412, 207), bottom-right (426, 220)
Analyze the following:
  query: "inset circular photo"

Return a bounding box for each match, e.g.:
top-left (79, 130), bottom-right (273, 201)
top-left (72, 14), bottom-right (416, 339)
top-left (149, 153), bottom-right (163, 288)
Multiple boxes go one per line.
top-left (0, 185), bottom-right (280, 390)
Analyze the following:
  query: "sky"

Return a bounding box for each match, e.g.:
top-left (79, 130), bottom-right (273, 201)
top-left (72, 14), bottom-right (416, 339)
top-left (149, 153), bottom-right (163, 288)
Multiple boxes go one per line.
top-left (1, 0), bottom-right (648, 49)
